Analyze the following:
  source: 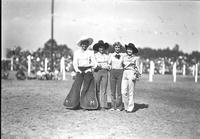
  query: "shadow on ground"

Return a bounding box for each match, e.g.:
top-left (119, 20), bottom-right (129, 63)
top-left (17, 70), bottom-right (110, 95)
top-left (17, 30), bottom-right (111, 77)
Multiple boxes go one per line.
top-left (106, 102), bottom-right (149, 112)
top-left (133, 103), bottom-right (149, 112)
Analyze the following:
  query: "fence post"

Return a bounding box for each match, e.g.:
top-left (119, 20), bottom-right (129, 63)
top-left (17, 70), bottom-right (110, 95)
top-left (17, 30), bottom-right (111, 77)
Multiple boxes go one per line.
top-left (183, 64), bottom-right (186, 76)
top-left (192, 65), bottom-right (195, 76)
top-left (140, 62), bottom-right (143, 74)
top-left (152, 61), bottom-right (155, 75)
top-left (11, 57), bottom-right (13, 71)
top-left (149, 61), bottom-right (154, 82)
top-left (60, 57), bottom-right (66, 80)
top-left (162, 60), bottom-right (165, 75)
top-left (173, 62), bottom-right (177, 83)
top-left (60, 57), bottom-right (63, 73)
top-left (45, 58), bottom-right (48, 73)
top-left (27, 55), bottom-right (31, 77)
top-left (195, 63), bottom-right (198, 83)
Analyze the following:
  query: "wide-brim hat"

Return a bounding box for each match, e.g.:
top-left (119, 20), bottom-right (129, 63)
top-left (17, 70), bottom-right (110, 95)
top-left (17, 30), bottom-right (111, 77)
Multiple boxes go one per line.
top-left (77, 37), bottom-right (93, 47)
top-left (125, 43), bottom-right (138, 54)
top-left (93, 40), bottom-right (109, 51)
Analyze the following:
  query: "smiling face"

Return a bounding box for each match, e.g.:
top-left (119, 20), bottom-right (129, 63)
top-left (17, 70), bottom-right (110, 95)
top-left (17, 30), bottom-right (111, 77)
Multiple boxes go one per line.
top-left (80, 40), bottom-right (89, 51)
top-left (81, 44), bottom-right (88, 51)
top-left (126, 47), bottom-right (133, 56)
top-left (114, 45), bottom-right (121, 53)
top-left (98, 45), bottom-right (105, 54)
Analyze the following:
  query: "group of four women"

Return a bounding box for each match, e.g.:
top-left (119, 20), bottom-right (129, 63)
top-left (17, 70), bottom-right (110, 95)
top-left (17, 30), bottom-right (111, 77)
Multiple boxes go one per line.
top-left (64, 37), bottom-right (140, 113)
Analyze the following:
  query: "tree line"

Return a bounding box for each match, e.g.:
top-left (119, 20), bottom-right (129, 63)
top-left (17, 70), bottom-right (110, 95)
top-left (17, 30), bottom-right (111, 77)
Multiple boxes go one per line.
top-left (5, 41), bottom-right (200, 66)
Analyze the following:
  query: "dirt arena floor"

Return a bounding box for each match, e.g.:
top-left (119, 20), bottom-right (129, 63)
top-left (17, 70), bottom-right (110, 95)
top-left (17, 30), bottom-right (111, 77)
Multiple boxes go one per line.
top-left (1, 73), bottom-right (200, 139)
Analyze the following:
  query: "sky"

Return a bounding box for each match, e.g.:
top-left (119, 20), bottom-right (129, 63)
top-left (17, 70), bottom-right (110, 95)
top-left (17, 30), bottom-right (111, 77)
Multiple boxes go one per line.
top-left (2, 0), bottom-right (200, 58)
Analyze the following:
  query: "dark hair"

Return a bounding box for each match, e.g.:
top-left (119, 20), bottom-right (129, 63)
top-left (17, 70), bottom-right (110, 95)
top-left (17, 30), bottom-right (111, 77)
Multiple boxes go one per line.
top-left (125, 43), bottom-right (138, 54)
top-left (81, 40), bottom-right (89, 46)
top-left (126, 46), bottom-right (134, 50)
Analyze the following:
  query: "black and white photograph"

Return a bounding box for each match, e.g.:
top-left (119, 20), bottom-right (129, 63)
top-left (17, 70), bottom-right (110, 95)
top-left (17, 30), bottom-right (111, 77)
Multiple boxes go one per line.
top-left (1, 0), bottom-right (200, 138)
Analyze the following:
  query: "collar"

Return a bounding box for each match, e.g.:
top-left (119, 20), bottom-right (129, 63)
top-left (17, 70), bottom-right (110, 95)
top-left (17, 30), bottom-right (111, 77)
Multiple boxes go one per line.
top-left (79, 48), bottom-right (90, 53)
top-left (127, 54), bottom-right (134, 58)
top-left (113, 52), bottom-right (121, 55)
top-left (97, 52), bottom-right (105, 55)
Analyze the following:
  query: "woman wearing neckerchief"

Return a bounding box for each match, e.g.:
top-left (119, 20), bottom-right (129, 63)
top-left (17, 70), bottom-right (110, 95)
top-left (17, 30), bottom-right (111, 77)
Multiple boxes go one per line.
top-left (63, 37), bottom-right (99, 110)
top-left (121, 43), bottom-right (140, 113)
top-left (93, 40), bottom-right (110, 110)
top-left (108, 42), bottom-right (125, 111)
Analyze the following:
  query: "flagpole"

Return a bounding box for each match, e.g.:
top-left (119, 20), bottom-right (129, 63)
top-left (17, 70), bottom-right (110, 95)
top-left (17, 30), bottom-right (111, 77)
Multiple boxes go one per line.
top-left (51, 0), bottom-right (54, 40)
top-left (51, 0), bottom-right (54, 72)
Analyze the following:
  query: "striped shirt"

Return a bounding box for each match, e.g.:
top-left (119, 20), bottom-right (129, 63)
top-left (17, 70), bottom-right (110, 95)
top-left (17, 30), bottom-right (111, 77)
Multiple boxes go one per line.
top-left (108, 52), bottom-right (126, 69)
top-left (73, 48), bottom-right (97, 73)
top-left (95, 52), bottom-right (110, 69)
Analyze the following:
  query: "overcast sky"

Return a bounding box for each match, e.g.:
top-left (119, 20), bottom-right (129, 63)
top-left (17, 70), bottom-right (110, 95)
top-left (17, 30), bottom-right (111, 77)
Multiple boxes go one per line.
top-left (2, 0), bottom-right (200, 58)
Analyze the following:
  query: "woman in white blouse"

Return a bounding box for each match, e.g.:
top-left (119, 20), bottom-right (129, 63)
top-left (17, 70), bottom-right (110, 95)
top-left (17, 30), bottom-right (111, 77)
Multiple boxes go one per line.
top-left (108, 42), bottom-right (125, 111)
top-left (64, 37), bottom-right (99, 110)
top-left (93, 40), bottom-right (110, 110)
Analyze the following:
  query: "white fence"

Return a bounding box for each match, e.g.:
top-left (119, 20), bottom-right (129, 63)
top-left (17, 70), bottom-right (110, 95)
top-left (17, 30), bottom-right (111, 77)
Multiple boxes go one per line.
top-left (2, 56), bottom-right (199, 82)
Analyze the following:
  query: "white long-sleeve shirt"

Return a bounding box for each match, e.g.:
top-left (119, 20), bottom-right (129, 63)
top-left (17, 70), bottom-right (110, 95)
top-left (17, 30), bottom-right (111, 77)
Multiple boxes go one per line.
top-left (108, 52), bottom-right (126, 69)
top-left (94, 52), bottom-right (110, 69)
top-left (73, 48), bottom-right (97, 73)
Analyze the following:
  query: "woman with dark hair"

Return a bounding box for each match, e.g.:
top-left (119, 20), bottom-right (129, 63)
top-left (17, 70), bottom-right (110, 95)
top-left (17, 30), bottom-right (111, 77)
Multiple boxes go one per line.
top-left (63, 37), bottom-right (99, 110)
top-left (121, 43), bottom-right (140, 113)
top-left (93, 40), bottom-right (110, 110)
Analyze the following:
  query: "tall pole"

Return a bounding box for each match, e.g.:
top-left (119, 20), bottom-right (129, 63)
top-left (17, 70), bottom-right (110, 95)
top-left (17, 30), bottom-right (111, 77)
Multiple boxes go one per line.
top-left (51, 0), bottom-right (54, 40)
top-left (51, 0), bottom-right (54, 72)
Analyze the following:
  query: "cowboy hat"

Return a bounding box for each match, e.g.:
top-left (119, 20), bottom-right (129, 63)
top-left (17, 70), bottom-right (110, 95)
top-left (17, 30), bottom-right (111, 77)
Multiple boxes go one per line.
top-left (93, 40), bottom-right (109, 51)
top-left (77, 37), bottom-right (93, 47)
top-left (125, 43), bottom-right (138, 54)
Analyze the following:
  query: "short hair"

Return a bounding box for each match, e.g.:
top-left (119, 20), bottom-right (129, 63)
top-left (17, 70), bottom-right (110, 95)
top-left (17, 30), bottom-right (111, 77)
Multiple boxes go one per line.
top-left (113, 42), bottom-right (122, 47)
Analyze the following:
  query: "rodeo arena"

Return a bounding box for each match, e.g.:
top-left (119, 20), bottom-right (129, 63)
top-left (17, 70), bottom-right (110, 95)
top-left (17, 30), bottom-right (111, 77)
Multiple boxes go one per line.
top-left (1, 0), bottom-right (200, 139)
top-left (1, 40), bottom-right (200, 139)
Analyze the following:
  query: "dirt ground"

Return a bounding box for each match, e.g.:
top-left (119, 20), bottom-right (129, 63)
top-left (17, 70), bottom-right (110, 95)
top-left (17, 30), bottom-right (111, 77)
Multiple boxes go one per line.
top-left (1, 73), bottom-right (200, 139)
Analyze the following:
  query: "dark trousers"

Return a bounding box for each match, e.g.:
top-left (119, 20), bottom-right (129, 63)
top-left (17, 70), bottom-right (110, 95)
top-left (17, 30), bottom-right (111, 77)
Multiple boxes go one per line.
top-left (64, 72), bottom-right (99, 110)
top-left (79, 72), bottom-right (93, 100)
top-left (110, 69), bottom-right (123, 110)
top-left (93, 69), bottom-right (108, 108)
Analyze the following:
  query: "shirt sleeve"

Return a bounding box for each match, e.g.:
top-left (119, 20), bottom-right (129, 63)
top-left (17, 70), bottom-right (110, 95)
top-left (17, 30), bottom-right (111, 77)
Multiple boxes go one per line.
top-left (135, 56), bottom-right (139, 67)
top-left (108, 53), bottom-right (112, 65)
top-left (73, 51), bottom-right (79, 72)
top-left (122, 55), bottom-right (125, 67)
top-left (90, 51), bottom-right (98, 68)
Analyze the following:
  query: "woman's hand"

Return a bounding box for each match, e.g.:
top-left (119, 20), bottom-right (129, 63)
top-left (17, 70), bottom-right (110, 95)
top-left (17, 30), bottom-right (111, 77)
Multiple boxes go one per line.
top-left (77, 70), bottom-right (82, 73)
top-left (94, 65), bottom-right (101, 72)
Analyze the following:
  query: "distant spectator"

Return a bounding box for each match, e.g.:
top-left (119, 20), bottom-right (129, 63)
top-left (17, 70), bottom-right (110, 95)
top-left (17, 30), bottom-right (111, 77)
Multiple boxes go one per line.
top-left (53, 69), bottom-right (59, 80)
top-left (1, 69), bottom-right (9, 79)
top-left (16, 65), bottom-right (26, 80)
top-left (27, 70), bottom-right (37, 80)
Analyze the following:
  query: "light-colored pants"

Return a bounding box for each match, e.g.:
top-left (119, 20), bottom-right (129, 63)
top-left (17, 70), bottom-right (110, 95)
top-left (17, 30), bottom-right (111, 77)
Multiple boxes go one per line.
top-left (121, 70), bottom-right (136, 112)
top-left (93, 69), bottom-right (108, 108)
